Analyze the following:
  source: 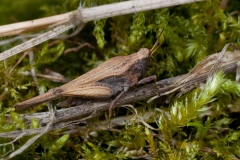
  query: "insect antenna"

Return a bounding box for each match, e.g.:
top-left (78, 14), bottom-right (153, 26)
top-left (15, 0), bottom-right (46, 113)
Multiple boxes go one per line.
top-left (150, 26), bottom-right (165, 55)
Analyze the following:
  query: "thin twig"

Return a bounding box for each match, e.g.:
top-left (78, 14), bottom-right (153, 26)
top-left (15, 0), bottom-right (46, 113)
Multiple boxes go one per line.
top-left (0, 0), bottom-right (205, 37)
top-left (0, 19), bottom-right (79, 61)
top-left (5, 103), bottom-right (55, 159)
top-left (56, 23), bottom-right (85, 40)
top-left (0, 49), bottom-right (30, 101)
top-left (207, 43), bottom-right (232, 81)
top-left (121, 105), bottom-right (158, 130)
top-left (8, 50), bottom-right (31, 76)
top-left (0, 24), bottom-right (85, 46)
top-left (0, 133), bottom-right (26, 147)
top-left (2, 51), bottom-right (56, 159)
top-left (19, 70), bottom-right (70, 83)
top-left (64, 42), bottom-right (91, 54)
top-left (0, 0), bottom-right (205, 62)
top-left (28, 51), bottom-right (43, 95)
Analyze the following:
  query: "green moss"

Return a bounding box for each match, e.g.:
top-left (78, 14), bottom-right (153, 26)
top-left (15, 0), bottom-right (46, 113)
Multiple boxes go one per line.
top-left (1, 0), bottom-right (240, 159)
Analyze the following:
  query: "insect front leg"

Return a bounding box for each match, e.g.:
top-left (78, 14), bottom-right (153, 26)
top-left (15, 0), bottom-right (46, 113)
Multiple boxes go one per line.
top-left (138, 75), bottom-right (157, 84)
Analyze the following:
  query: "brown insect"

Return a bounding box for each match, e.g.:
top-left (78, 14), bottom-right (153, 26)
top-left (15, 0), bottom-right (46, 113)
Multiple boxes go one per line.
top-left (15, 31), bottom-right (163, 116)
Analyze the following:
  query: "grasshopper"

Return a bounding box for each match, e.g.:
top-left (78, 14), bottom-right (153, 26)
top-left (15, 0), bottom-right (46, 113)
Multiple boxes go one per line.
top-left (15, 32), bottom-right (163, 115)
